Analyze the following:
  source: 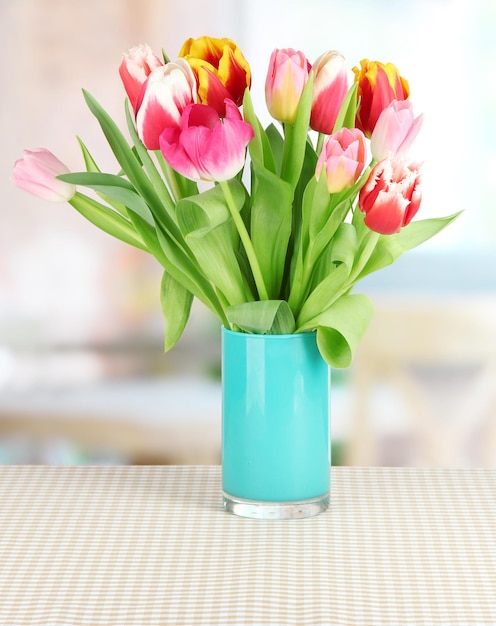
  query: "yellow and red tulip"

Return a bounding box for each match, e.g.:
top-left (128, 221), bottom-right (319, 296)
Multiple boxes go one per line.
top-left (310, 51), bottom-right (352, 135)
top-left (359, 155), bottom-right (422, 234)
top-left (353, 59), bottom-right (410, 137)
top-left (179, 36), bottom-right (251, 117)
top-left (12, 148), bottom-right (76, 202)
top-left (119, 44), bottom-right (164, 114)
top-left (159, 99), bottom-right (254, 182)
top-left (370, 100), bottom-right (423, 161)
top-left (265, 48), bottom-right (311, 124)
top-left (315, 127), bottom-right (366, 193)
top-left (136, 59), bottom-right (197, 150)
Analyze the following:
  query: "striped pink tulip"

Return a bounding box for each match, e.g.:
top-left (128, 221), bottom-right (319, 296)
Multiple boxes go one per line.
top-left (310, 51), bottom-right (352, 135)
top-left (136, 59), bottom-right (197, 150)
top-left (265, 48), bottom-right (311, 124)
top-left (159, 100), bottom-right (254, 182)
top-left (359, 155), bottom-right (422, 234)
top-left (119, 44), bottom-right (164, 113)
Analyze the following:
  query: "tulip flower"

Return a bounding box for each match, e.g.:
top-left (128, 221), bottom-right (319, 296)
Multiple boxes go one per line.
top-left (359, 155), bottom-right (422, 235)
top-left (159, 99), bottom-right (254, 182)
top-left (353, 59), bottom-right (410, 137)
top-left (265, 48), bottom-right (311, 124)
top-left (119, 44), bottom-right (164, 113)
top-left (371, 100), bottom-right (423, 161)
top-left (315, 128), bottom-right (367, 193)
top-left (310, 51), bottom-right (352, 135)
top-left (136, 59), bottom-right (197, 150)
top-left (179, 36), bottom-right (251, 117)
top-left (12, 148), bottom-right (76, 202)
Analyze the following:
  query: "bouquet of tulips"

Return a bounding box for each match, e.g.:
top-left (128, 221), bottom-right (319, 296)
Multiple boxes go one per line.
top-left (12, 37), bottom-right (458, 367)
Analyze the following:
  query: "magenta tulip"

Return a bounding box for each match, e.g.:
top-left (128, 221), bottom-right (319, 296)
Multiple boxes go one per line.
top-left (359, 155), bottom-right (422, 234)
top-left (159, 99), bottom-right (254, 182)
top-left (136, 59), bottom-right (197, 150)
top-left (265, 48), bottom-right (311, 124)
top-left (315, 127), bottom-right (367, 193)
top-left (371, 100), bottom-right (423, 161)
top-left (119, 44), bottom-right (164, 114)
top-left (12, 148), bottom-right (76, 202)
top-left (310, 51), bottom-right (352, 135)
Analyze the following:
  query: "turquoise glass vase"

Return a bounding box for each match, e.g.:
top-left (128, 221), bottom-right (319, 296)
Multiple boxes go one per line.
top-left (222, 328), bottom-right (330, 519)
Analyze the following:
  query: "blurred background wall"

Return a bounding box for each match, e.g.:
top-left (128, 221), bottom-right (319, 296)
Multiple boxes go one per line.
top-left (1, 0), bottom-right (495, 466)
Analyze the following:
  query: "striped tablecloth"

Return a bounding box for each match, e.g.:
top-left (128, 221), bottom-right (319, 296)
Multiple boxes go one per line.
top-left (0, 465), bottom-right (494, 625)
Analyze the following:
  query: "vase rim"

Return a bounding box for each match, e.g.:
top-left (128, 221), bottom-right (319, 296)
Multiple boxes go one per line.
top-left (222, 327), bottom-right (316, 340)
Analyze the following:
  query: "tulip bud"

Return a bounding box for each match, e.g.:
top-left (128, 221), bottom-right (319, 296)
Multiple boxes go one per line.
top-left (315, 128), bottom-right (367, 193)
top-left (159, 100), bottom-right (254, 182)
top-left (353, 59), bottom-right (410, 137)
top-left (265, 48), bottom-right (311, 124)
top-left (179, 36), bottom-right (251, 117)
top-left (370, 100), bottom-right (423, 161)
top-left (119, 44), bottom-right (164, 113)
top-left (136, 59), bottom-right (197, 150)
top-left (12, 148), bottom-right (76, 202)
top-left (310, 51), bottom-right (352, 135)
top-left (359, 155), bottom-right (422, 234)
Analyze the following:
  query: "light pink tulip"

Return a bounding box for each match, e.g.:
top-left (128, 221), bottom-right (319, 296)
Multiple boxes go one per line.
top-left (265, 48), bottom-right (311, 124)
top-left (12, 149), bottom-right (76, 202)
top-left (315, 128), bottom-right (367, 193)
top-left (371, 100), bottom-right (423, 161)
top-left (359, 155), bottom-right (422, 234)
top-left (136, 59), bottom-right (197, 150)
top-left (159, 100), bottom-right (254, 182)
top-left (119, 44), bottom-right (164, 113)
top-left (310, 51), bottom-right (352, 135)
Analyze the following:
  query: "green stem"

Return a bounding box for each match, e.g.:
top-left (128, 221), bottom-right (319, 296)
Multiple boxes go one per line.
top-left (316, 133), bottom-right (325, 156)
top-left (155, 151), bottom-right (183, 203)
top-left (219, 180), bottom-right (269, 301)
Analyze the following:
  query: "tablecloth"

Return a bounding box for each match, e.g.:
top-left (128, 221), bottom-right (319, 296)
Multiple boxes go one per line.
top-left (0, 465), bottom-right (494, 625)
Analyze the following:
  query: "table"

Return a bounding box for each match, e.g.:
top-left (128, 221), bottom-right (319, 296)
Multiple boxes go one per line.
top-left (0, 466), bottom-right (494, 625)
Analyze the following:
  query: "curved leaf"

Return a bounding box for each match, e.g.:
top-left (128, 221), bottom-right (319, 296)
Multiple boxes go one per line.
top-left (227, 300), bottom-right (295, 335)
top-left (160, 270), bottom-right (193, 352)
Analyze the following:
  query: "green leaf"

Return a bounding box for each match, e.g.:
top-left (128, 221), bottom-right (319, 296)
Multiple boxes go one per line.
top-left (266, 124), bottom-right (284, 173)
top-left (316, 294), bottom-right (374, 368)
top-left (160, 270), bottom-right (193, 351)
top-left (243, 88), bottom-right (276, 173)
top-left (281, 72), bottom-right (314, 188)
top-left (68, 193), bottom-right (147, 252)
top-left (296, 263), bottom-right (350, 329)
top-left (356, 212), bottom-right (462, 280)
top-left (227, 300), bottom-right (296, 335)
top-left (332, 82), bottom-right (358, 132)
top-left (250, 161), bottom-right (294, 298)
top-left (176, 180), bottom-right (252, 305)
top-left (76, 136), bottom-right (101, 173)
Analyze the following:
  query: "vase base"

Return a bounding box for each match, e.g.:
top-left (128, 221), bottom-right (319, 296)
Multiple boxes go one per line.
top-left (223, 492), bottom-right (329, 520)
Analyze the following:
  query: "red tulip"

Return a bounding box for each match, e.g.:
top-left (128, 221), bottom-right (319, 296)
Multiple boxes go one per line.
top-left (310, 51), bottom-right (352, 135)
top-left (12, 148), bottom-right (75, 202)
top-left (265, 48), bottom-right (311, 124)
top-left (119, 44), bottom-right (164, 113)
top-left (371, 100), bottom-right (423, 161)
top-left (136, 59), bottom-right (197, 150)
top-left (159, 99), bottom-right (254, 182)
top-left (179, 36), bottom-right (251, 117)
top-left (353, 59), bottom-right (410, 137)
top-left (315, 127), bottom-right (367, 193)
top-left (359, 155), bottom-right (422, 234)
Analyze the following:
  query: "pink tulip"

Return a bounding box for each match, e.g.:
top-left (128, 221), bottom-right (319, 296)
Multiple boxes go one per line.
top-left (371, 100), bottom-right (423, 161)
top-left (119, 44), bottom-right (164, 114)
top-left (265, 48), bottom-right (311, 124)
top-left (359, 155), bottom-right (422, 234)
top-left (310, 51), bottom-right (352, 135)
top-left (12, 148), bottom-right (76, 202)
top-left (315, 128), bottom-right (367, 193)
top-left (136, 59), bottom-right (197, 150)
top-left (159, 99), bottom-right (254, 182)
